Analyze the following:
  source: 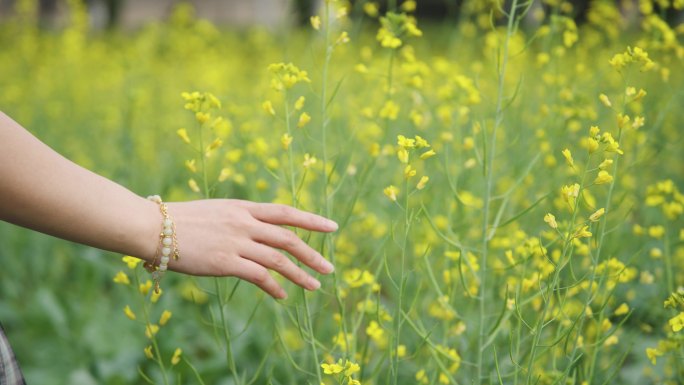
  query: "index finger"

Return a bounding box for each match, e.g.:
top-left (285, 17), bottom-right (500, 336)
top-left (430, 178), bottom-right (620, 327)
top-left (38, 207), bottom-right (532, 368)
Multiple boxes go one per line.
top-left (246, 203), bottom-right (338, 232)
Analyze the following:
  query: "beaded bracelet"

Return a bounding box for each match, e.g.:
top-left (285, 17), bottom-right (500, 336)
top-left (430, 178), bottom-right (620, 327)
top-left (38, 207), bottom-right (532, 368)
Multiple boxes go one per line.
top-left (144, 195), bottom-right (180, 293)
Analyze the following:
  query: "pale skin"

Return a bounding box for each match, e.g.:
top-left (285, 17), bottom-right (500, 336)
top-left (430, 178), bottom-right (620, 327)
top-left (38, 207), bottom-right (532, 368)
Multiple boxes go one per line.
top-left (0, 111), bottom-right (337, 299)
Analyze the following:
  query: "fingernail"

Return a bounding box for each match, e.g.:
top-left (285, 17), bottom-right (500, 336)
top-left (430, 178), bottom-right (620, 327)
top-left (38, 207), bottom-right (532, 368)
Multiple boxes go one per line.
top-left (326, 219), bottom-right (339, 231)
top-left (321, 259), bottom-right (335, 274)
top-left (308, 277), bottom-right (321, 290)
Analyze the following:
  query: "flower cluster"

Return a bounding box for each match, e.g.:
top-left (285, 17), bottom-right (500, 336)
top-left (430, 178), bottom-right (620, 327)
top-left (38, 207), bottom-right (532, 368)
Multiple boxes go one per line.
top-left (321, 359), bottom-right (361, 385)
top-left (376, 12), bottom-right (422, 49)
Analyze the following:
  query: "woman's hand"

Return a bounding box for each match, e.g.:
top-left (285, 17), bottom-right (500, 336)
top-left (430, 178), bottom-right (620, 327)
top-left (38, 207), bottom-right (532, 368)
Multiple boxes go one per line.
top-left (162, 199), bottom-right (337, 299)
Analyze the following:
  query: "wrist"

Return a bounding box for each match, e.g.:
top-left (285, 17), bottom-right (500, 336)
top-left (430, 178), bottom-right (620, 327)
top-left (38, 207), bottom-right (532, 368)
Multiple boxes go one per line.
top-left (132, 196), bottom-right (163, 264)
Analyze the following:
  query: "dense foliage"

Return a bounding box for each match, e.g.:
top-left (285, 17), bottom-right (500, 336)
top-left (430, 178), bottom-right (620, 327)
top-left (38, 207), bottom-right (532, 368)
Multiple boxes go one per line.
top-left (1, 0), bottom-right (683, 384)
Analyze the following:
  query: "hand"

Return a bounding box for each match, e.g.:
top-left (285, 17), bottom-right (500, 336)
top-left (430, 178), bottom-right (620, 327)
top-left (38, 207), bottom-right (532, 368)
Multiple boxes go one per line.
top-left (162, 199), bottom-right (337, 299)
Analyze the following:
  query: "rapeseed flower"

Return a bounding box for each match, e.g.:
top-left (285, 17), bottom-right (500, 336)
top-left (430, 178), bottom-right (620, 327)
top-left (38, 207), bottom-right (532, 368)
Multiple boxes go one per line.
top-left (384, 185), bottom-right (399, 201)
top-left (159, 310), bottom-right (172, 326)
top-left (589, 208), bottom-right (605, 221)
top-left (123, 305), bottom-right (136, 320)
top-left (667, 312), bottom-right (684, 332)
top-left (297, 112), bottom-right (311, 128)
top-left (594, 170), bottom-right (614, 185)
top-left (171, 348), bottom-right (182, 365)
top-left (544, 213), bottom-right (558, 229)
top-left (122, 256), bottom-right (141, 269)
top-left (113, 271), bottom-right (130, 285)
top-left (416, 176), bottom-right (429, 190)
top-left (310, 16), bottom-right (321, 30)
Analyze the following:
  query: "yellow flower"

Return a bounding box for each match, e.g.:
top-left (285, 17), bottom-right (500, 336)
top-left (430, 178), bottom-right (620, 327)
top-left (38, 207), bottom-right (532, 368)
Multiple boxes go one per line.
top-left (188, 178), bottom-right (201, 193)
top-left (561, 183), bottom-right (580, 205)
top-left (603, 335), bottom-right (619, 347)
top-left (404, 165), bottom-right (416, 179)
top-left (207, 137), bottom-right (222, 152)
top-left (589, 208), bottom-right (605, 222)
top-left (416, 176), bottom-right (429, 190)
top-left (297, 112), bottom-right (311, 128)
top-left (614, 303), bottom-right (629, 316)
top-left (336, 31), bottom-right (350, 45)
top-left (218, 167), bottom-right (232, 182)
top-left (344, 360), bottom-right (361, 377)
top-left (281, 133), bottom-right (293, 150)
top-left (171, 348), bottom-right (182, 365)
top-left (598, 159), bottom-right (613, 170)
top-left (416, 369), bottom-right (429, 384)
top-left (589, 125), bottom-right (600, 137)
top-left (379, 100), bottom-right (400, 120)
top-left (602, 133), bottom-right (624, 154)
top-left (384, 185), bottom-right (399, 202)
top-left (668, 312), bottom-right (684, 332)
top-left (363, 2), bottom-right (379, 17)
top-left (544, 213), bottom-right (558, 229)
top-left (113, 271), bottom-right (130, 285)
top-left (599, 93), bottom-right (612, 107)
top-left (561, 148), bottom-right (574, 167)
top-left (397, 148), bottom-right (409, 164)
top-left (420, 149), bottom-right (436, 160)
top-left (397, 134), bottom-right (416, 148)
top-left (646, 347), bottom-right (662, 365)
top-left (122, 255), bottom-right (142, 269)
top-left (294, 96), bottom-right (305, 110)
top-left (366, 321), bottom-right (384, 344)
top-left (574, 225), bottom-right (592, 239)
top-left (123, 305), bottom-right (136, 320)
top-left (586, 138), bottom-right (599, 153)
top-left (159, 310), bottom-right (172, 326)
top-left (195, 111), bottom-right (210, 124)
top-left (184, 159), bottom-right (197, 173)
top-left (262, 100), bottom-right (276, 116)
top-left (401, 0), bottom-right (417, 12)
top-left (176, 128), bottom-right (191, 144)
top-left (414, 135), bottom-right (430, 148)
top-left (144, 346), bottom-right (154, 359)
top-left (617, 113), bottom-right (630, 129)
top-left (594, 170), bottom-right (613, 185)
top-left (310, 15), bottom-right (321, 30)
top-left (151, 288), bottom-right (163, 303)
top-left (139, 280), bottom-right (153, 296)
top-left (303, 153), bottom-right (317, 169)
top-left (632, 116), bottom-right (645, 129)
top-left (321, 360), bottom-right (344, 375)
top-left (145, 324), bottom-right (160, 339)
top-left (648, 225), bottom-right (665, 239)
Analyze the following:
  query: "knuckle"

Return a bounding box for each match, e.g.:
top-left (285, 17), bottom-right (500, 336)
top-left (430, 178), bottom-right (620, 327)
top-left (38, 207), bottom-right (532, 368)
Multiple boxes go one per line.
top-left (271, 252), bottom-right (289, 271)
top-left (281, 230), bottom-right (300, 249)
top-left (252, 268), bottom-right (271, 286)
top-left (275, 204), bottom-right (293, 218)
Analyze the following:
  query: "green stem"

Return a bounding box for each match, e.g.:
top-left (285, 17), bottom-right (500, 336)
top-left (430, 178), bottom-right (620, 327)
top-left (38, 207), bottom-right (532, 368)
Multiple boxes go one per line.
top-left (196, 113), bottom-right (240, 384)
top-left (133, 269), bottom-right (169, 385)
top-left (478, 0), bottom-right (519, 381)
top-left (215, 278), bottom-right (240, 384)
top-left (391, 178), bottom-right (411, 385)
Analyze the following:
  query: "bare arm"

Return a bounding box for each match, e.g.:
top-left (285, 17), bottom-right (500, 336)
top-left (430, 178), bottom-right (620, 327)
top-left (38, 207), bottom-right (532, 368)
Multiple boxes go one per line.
top-left (0, 111), bottom-right (336, 299)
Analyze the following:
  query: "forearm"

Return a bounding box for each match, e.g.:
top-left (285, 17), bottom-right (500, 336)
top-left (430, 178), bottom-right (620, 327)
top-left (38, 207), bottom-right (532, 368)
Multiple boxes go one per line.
top-left (0, 111), bottom-right (158, 261)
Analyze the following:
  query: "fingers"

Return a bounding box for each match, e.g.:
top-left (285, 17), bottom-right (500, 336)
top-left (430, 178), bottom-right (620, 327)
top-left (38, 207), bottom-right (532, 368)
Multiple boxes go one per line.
top-left (233, 258), bottom-right (287, 299)
top-left (245, 242), bottom-right (321, 291)
top-left (245, 202), bottom-right (338, 233)
top-left (252, 222), bottom-right (334, 274)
